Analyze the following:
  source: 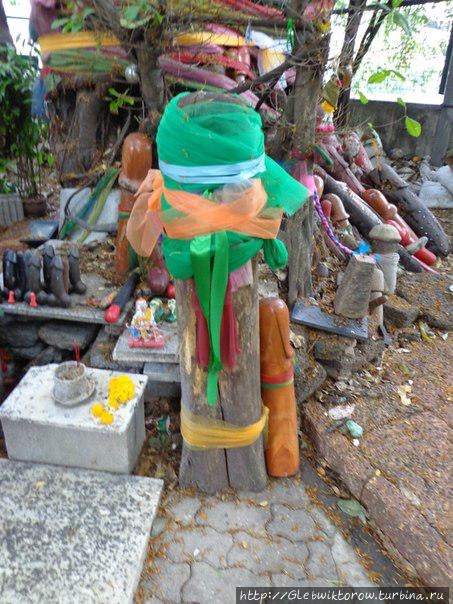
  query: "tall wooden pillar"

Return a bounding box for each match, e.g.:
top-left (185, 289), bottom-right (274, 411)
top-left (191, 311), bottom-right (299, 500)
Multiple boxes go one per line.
top-left (176, 258), bottom-right (267, 494)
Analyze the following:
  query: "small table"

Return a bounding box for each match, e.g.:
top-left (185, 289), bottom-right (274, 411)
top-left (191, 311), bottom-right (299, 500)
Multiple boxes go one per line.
top-left (0, 364), bottom-right (148, 474)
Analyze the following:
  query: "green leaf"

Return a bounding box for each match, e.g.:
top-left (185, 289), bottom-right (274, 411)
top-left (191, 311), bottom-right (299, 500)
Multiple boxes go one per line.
top-left (358, 91), bottom-right (369, 104)
top-left (397, 97), bottom-right (406, 108)
top-left (122, 5), bottom-right (140, 22)
top-left (368, 69), bottom-right (405, 84)
top-left (392, 0), bottom-right (404, 6)
top-left (337, 498), bottom-right (367, 520)
top-left (391, 69), bottom-right (406, 81)
top-left (368, 70), bottom-right (390, 84)
top-left (405, 116), bottom-right (422, 138)
top-left (51, 18), bottom-right (70, 30)
top-left (393, 11), bottom-right (412, 37)
top-left (82, 7), bottom-right (95, 18)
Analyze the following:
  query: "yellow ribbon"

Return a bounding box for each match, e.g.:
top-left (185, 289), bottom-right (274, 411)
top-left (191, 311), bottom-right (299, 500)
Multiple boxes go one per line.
top-left (39, 32), bottom-right (120, 53)
top-left (181, 402), bottom-right (269, 450)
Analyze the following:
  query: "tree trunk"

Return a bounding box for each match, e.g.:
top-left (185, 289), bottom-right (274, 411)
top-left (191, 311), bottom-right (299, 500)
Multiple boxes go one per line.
top-left (0, 0), bottom-right (12, 48)
top-left (336, 0), bottom-right (367, 126)
top-left (286, 26), bottom-right (331, 308)
top-left (136, 45), bottom-right (164, 115)
top-left (177, 258), bottom-right (267, 494)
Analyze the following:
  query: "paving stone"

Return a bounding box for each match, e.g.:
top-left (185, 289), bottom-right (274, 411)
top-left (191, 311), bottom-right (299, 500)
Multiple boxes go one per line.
top-left (39, 321), bottom-right (99, 351)
top-left (168, 495), bottom-right (202, 526)
top-left (145, 559), bottom-right (190, 603)
top-left (164, 526), bottom-right (233, 567)
top-left (228, 531), bottom-right (308, 578)
top-left (182, 561), bottom-right (271, 603)
top-left (331, 532), bottom-right (358, 567)
top-left (239, 478), bottom-right (311, 507)
top-left (336, 563), bottom-right (375, 588)
top-left (0, 459), bottom-right (162, 604)
top-left (198, 499), bottom-right (270, 536)
top-left (268, 504), bottom-right (319, 541)
top-left (271, 575), bottom-right (339, 587)
top-left (306, 541), bottom-right (338, 581)
top-left (0, 364), bottom-right (148, 474)
top-left (309, 507), bottom-right (338, 540)
top-left (150, 517), bottom-right (167, 538)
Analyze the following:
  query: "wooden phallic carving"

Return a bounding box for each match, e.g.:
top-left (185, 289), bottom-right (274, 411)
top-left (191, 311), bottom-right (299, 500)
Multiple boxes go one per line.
top-left (115, 133), bottom-right (152, 280)
top-left (259, 297), bottom-right (300, 478)
top-left (362, 189), bottom-right (436, 266)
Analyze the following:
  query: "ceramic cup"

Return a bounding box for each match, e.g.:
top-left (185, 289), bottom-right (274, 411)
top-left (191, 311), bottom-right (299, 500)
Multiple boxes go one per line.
top-left (54, 361), bottom-right (89, 404)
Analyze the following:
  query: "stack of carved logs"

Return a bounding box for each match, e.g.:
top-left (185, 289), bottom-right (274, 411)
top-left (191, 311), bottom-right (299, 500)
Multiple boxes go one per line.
top-left (1, 245), bottom-right (86, 308)
top-left (313, 124), bottom-right (449, 271)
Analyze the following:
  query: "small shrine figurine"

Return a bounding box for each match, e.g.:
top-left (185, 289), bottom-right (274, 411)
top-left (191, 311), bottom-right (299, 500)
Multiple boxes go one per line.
top-left (128, 298), bottom-right (164, 348)
top-left (149, 297), bottom-right (164, 323)
top-left (164, 298), bottom-right (177, 323)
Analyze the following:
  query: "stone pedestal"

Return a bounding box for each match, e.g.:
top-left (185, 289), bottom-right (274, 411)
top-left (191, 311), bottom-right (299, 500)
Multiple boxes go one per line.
top-left (0, 364), bottom-right (148, 473)
top-left (0, 459), bottom-right (162, 603)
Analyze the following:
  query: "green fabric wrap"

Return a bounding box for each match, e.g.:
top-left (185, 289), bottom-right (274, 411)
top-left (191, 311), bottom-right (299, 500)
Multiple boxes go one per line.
top-left (157, 92), bottom-right (309, 407)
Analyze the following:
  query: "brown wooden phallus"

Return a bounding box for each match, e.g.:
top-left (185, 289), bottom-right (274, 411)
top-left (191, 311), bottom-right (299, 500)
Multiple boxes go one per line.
top-left (118, 132), bottom-right (153, 193)
top-left (314, 174), bottom-right (324, 199)
top-left (115, 132), bottom-right (153, 281)
top-left (259, 297), bottom-right (300, 478)
top-left (362, 189), bottom-right (397, 220)
top-left (328, 194), bottom-right (350, 224)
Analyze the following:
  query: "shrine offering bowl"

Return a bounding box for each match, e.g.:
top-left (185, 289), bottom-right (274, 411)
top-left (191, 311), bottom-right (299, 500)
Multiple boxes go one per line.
top-left (53, 361), bottom-right (93, 406)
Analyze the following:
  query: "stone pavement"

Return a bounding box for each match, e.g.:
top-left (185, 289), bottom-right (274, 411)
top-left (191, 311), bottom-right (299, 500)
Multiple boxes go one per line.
top-left (137, 478), bottom-right (376, 603)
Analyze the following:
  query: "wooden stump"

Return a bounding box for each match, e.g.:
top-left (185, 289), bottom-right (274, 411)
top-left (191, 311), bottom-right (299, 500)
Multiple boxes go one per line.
top-left (176, 258), bottom-right (267, 494)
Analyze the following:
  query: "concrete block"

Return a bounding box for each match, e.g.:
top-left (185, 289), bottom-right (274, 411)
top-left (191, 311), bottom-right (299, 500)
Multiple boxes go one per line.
top-left (334, 255), bottom-right (376, 319)
top-left (145, 380), bottom-right (181, 400)
top-left (0, 364), bottom-right (148, 473)
top-left (143, 361), bottom-right (181, 399)
top-left (0, 459), bottom-right (163, 604)
top-left (143, 361), bottom-right (180, 382)
top-left (113, 323), bottom-right (179, 364)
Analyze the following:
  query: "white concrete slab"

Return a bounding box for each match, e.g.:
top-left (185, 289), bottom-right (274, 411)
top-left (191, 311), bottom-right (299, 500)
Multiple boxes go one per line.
top-left (0, 459), bottom-right (163, 604)
top-left (0, 365), bottom-right (148, 473)
top-left (113, 322), bottom-right (179, 364)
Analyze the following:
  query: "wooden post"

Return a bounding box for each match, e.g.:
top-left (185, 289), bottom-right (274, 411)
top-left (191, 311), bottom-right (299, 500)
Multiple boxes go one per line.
top-left (173, 92), bottom-right (267, 493)
top-left (176, 258), bottom-right (267, 494)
